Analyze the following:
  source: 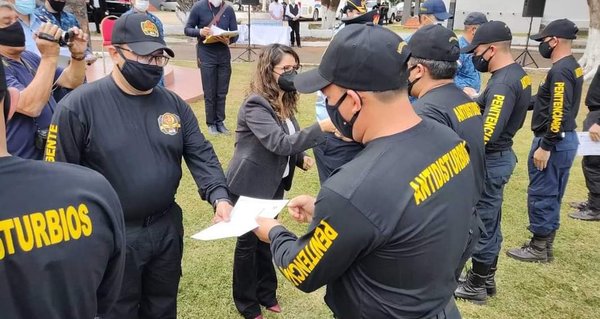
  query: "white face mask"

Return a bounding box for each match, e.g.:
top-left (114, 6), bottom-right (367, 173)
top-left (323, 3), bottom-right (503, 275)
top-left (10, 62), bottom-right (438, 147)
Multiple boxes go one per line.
top-left (209, 0), bottom-right (222, 7)
top-left (134, 0), bottom-right (149, 12)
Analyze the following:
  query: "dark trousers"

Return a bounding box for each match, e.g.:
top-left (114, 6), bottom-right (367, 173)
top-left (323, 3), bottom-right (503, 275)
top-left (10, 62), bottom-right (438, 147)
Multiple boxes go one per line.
top-left (528, 133), bottom-right (578, 236)
top-left (313, 132), bottom-right (363, 184)
top-left (582, 111), bottom-right (600, 211)
top-left (200, 62), bottom-right (231, 126)
top-left (472, 150), bottom-right (517, 265)
top-left (583, 155), bottom-right (600, 210)
top-left (288, 20), bottom-right (300, 46)
top-left (232, 184), bottom-right (285, 319)
top-left (104, 204), bottom-right (184, 319)
top-left (91, 7), bottom-right (106, 33)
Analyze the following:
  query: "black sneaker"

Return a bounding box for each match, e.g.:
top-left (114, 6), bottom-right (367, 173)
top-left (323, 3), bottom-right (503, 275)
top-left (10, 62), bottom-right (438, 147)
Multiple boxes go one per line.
top-left (569, 209), bottom-right (600, 221)
top-left (207, 125), bottom-right (220, 135)
top-left (216, 123), bottom-right (230, 134)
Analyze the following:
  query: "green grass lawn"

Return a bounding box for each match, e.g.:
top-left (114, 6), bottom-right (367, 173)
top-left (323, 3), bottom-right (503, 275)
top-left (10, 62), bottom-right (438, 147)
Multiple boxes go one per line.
top-left (173, 61), bottom-right (599, 318)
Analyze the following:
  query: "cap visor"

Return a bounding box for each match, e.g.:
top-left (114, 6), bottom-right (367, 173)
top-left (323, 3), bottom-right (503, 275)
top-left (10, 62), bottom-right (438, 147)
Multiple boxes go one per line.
top-left (128, 41), bottom-right (175, 58)
top-left (461, 42), bottom-right (478, 53)
top-left (294, 69), bottom-right (331, 94)
top-left (434, 12), bottom-right (451, 21)
top-left (529, 33), bottom-right (545, 41)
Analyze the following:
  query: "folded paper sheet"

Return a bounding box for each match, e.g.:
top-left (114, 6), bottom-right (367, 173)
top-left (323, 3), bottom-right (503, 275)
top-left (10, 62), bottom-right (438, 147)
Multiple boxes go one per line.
top-left (191, 196), bottom-right (289, 241)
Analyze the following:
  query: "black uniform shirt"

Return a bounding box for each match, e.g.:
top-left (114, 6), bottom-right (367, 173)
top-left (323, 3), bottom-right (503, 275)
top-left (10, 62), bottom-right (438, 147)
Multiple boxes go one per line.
top-left (585, 65), bottom-right (600, 120)
top-left (414, 83), bottom-right (485, 204)
top-left (532, 55), bottom-right (583, 150)
top-left (476, 63), bottom-right (532, 153)
top-left (45, 77), bottom-right (229, 221)
top-left (269, 120), bottom-right (477, 318)
top-left (0, 156), bottom-right (125, 319)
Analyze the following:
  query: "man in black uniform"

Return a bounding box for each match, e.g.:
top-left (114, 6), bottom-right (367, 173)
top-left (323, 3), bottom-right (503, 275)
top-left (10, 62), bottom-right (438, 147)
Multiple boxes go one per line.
top-left (0, 61), bottom-right (126, 319)
top-left (457, 21), bottom-right (531, 303)
top-left (507, 19), bottom-right (583, 262)
top-left (407, 24), bottom-right (485, 200)
top-left (184, 0), bottom-right (238, 135)
top-left (254, 24), bottom-right (478, 318)
top-left (45, 13), bottom-right (234, 319)
top-left (570, 65), bottom-right (600, 221)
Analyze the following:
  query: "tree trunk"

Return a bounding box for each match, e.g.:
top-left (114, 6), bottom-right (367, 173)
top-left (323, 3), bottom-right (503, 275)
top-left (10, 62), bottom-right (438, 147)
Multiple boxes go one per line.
top-left (579, 0), bottom-right (600, 80)
top-left (65, 0), bottom-right (89, 34)
top-left (401, 0), bottom-right (411, 24)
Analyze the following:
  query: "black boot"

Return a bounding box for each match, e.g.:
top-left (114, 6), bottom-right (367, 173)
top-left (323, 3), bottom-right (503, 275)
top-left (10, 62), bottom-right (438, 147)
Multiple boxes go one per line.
top-left (546, 231), bottom-right (556, 262)
top-left (485, 256), bottom-right (498, 297)
top-left (506, 235), bottom-right (548, 263)
top-left (454, 261), bottom-right (490, 304)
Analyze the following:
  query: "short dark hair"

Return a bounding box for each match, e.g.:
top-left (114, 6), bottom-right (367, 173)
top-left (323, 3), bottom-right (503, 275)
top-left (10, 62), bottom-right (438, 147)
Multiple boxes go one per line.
top-left (408, 57), bottom-right (457, 80)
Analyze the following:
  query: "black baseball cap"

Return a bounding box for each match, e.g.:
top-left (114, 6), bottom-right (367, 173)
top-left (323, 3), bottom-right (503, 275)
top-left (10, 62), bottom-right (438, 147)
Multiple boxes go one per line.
top-left (408, 24), bottom-right (460, 62)
top-left (463, 12), bottom-right (487, 26)
top-left (419, 0), bottom-right (452, 21)
top-left (461, 20), bottom-right (512, 53)
top-left (294, 23), bottom-right (410, 93)
top-left (530, 18), bottom-right (578, 41)
top-left (112, 13), bottom-right (174, 57)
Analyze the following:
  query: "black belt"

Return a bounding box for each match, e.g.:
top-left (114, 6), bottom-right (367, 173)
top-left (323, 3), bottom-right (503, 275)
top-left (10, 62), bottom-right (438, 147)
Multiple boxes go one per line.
top-left (534, 130), bottom-right (574, 138)
top-left (485, 149), bottom-right (513, 156)
top-left (126, 204), bottom-right (173, 228)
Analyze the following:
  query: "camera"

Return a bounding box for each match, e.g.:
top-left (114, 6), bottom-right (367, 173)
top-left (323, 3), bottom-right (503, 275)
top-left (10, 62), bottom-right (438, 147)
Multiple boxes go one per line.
top-left (58, 30), bottom-right (75, 47)
top-left (34, 128), bottom-right (49, 151)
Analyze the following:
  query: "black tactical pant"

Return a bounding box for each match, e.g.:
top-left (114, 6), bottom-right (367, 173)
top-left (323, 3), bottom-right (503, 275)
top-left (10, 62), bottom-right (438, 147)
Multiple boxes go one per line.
top-left (104, 204), bottom-right (184, 319)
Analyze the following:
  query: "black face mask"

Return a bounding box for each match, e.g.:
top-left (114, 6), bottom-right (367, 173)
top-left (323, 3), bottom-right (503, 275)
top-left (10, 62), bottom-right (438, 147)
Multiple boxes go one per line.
top-left (117, 49), bottom-right (163, 91)
top-left (539, 40), bottom-right (554, 59)
top-left (0, 22), bottom-right (26, 47)
top-left (407, 65), bottom-right (421, 97)
top-left (48, 0), bottom-right (66, 12)
top-left (326, 92), bottom-right (361, 140)
top-left (472, 47), bottom-right (492, 73)
top-left (277, 70), bottom-right (297, 92)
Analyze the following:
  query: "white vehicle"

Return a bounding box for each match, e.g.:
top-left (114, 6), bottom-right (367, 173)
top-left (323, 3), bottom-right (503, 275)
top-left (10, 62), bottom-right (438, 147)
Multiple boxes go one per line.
top-left (297, 0), bottom-right (322, 20)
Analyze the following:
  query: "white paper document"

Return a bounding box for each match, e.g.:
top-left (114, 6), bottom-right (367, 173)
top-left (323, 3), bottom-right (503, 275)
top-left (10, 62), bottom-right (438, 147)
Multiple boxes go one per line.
top-left (210, 25), bottom-right (239, 37)
top-left (577, 132), bottom-right (600, 156)
top-left (191, 196), bottom-right (289, 241)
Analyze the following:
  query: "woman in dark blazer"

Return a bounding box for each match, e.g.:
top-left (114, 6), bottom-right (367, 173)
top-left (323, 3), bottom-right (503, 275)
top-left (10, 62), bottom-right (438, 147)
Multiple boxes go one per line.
top-left (227, 44), bottom-right (332, 319)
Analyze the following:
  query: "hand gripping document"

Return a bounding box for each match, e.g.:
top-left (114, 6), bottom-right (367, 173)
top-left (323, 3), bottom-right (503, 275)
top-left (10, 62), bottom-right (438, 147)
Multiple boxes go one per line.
top-left (192, 196), bottom-right (288, 240)
top-left (577, 132), bottom-right (600, 156)
top-left (203, 25), bottom-right (240, 44)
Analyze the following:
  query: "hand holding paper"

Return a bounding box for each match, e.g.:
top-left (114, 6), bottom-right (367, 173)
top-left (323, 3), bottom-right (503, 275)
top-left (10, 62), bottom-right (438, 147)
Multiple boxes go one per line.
top-left (203, 25), bottom-right (239, 44)
top-left (191, 196), bottom-right (288, 241)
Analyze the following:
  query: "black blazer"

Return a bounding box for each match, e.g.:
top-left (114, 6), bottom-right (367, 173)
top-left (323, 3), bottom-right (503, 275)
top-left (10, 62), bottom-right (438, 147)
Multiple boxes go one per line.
top-left (226, 94), bottom-right (324, 199)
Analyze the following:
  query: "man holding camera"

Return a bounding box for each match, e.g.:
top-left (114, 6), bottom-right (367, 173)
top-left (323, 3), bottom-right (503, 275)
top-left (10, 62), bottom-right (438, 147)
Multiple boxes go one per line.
top-left (0, 1), bottom-right (86, 160)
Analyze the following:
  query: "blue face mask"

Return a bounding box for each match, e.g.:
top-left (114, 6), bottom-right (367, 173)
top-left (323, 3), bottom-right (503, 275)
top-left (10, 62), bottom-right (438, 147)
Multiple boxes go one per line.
top-left (15, 0), bottom-right (36, 15)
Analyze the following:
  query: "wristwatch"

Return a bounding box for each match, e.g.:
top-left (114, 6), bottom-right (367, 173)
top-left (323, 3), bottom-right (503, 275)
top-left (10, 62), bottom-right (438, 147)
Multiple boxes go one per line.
top-left (213, 198), bottom-right (233, 210)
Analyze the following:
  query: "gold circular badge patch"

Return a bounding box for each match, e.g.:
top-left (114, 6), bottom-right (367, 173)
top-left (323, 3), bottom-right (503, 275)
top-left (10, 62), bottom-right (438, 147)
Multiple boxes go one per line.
top-left (158, 113), bottom-right (181, 135)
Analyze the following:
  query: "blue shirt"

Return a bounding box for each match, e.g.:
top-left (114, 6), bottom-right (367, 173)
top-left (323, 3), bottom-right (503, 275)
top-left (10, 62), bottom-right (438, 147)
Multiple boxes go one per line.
top-left (123, 9), bottom-right (165, 38)
top-left (18, 14), bottom-right (43, 56)
top-left (34, 6), bottom-right (80, 58)
top-left (4, 51), bottom-right (63, 159)
top-left (184, 0), bottom-right (238, 64)
top-left (455, 36), bottom-right (481, 92)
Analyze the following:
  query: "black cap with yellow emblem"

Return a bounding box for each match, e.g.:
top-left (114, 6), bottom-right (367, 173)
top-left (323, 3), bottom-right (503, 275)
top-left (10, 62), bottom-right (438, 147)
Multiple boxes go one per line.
top-left (407, 24), bottom-right (460, 62)
top-left (112, 13), bottom-right (174, 57)
top-left (342, 0), bottom-right (367, 14)
top-left (294, 23), bottom-right (410, 93)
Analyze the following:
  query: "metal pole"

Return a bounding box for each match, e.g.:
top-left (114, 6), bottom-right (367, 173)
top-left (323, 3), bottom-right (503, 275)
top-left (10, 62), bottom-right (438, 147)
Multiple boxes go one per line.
top-left (447, 0), bottom-right (456, 30)
top-left (401, 0), bottom-right (412, 24)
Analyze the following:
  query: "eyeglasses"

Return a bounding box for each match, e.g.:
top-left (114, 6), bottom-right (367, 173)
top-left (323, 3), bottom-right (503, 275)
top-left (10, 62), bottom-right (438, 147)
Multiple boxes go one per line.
top-left (116, 47), bottom-right (170, 66)
top-left (274, 64), bottom-right (302, 73)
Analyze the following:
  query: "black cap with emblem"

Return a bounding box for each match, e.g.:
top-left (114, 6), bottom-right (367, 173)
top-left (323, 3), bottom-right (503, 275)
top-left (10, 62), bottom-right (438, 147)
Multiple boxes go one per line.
top-left (461, 20), bottom-right (512, 53)
top-left (408, 24), bottom-right (460, 62)
top-left (111, 13), bottom-right (175, 57)
top-left (530, 18), bottom-right (579, 41)
top-left (294, 23), bottom-right (410, 93)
